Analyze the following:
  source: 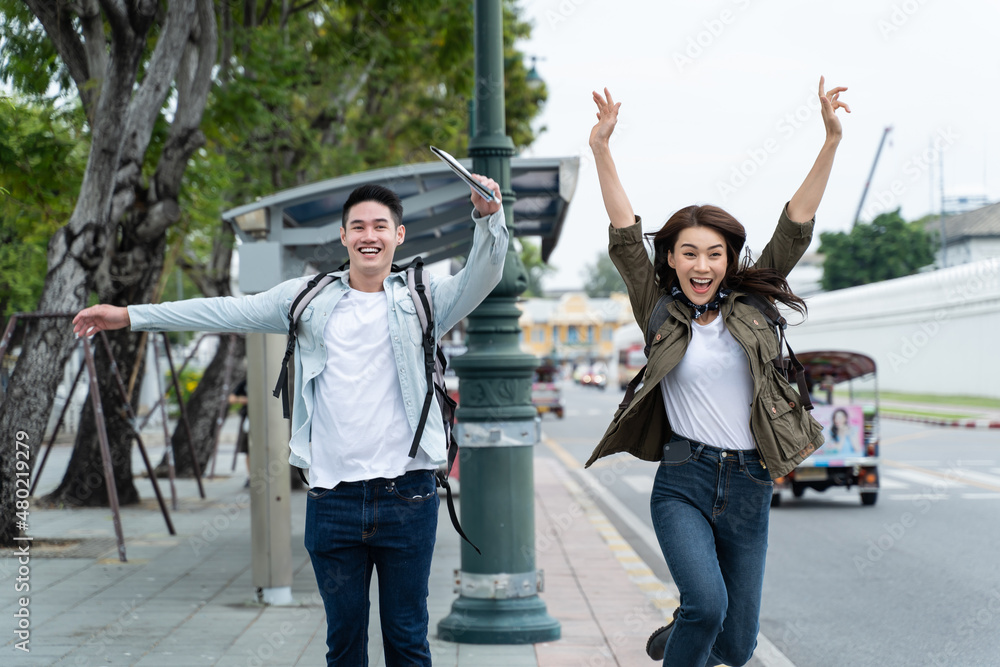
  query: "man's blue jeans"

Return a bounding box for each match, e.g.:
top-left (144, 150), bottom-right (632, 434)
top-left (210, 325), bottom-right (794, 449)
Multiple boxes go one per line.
top-left (650, 439), bottom-right (772, 667)
top-left (304, 469), bottom-right (439, 667)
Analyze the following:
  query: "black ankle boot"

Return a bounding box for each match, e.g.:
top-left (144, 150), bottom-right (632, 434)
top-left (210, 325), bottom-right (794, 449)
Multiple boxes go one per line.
top-left (646, 606), bottom-right (681, 661)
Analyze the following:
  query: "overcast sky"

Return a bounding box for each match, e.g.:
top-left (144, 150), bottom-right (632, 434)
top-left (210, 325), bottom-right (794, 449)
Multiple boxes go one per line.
top-left (515, 0), bottom-right (1000, 290)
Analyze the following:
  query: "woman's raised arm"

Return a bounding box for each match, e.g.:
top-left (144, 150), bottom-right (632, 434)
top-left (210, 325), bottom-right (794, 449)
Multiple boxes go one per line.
top-left (787, 76), bottom-right (851, 223)
top-left (589, 88), bottom-right (638, 229)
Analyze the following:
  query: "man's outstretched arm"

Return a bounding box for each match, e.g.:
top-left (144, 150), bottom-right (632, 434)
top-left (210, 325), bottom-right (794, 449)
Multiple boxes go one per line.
top-left (74, 283), bottom-right (296, 338)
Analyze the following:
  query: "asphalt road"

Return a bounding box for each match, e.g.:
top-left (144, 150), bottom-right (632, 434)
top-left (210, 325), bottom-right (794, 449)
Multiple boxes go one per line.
top-left (538, 381), bottom-right (1000, 667)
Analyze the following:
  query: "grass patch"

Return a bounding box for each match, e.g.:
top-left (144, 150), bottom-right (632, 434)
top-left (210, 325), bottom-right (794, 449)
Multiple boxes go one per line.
top-left (882, 407), bottom-right (977, 420)
top-left (834, 390), bottom-right (1000, 409)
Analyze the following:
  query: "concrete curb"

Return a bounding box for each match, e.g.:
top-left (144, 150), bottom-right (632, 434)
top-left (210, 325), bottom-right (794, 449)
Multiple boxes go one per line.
top-left (883, 414), bottom-right (1000, 429)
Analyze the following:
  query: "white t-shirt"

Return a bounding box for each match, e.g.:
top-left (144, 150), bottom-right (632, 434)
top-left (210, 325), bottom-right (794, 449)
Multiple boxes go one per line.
top-left (659, 314), bottom-right (755, 451)
top-left (309, 288), bottom-right (435, 489)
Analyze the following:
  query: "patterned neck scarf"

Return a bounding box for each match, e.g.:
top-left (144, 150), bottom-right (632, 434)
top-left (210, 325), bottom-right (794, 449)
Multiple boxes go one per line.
top-left (670, 285), bottom-right (733, 320)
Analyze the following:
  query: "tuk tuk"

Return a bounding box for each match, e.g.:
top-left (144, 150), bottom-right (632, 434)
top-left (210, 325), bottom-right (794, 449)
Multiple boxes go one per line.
top-left (531, 361), bottom-right (564, 419)
top-left (771, 350), bottom-right (880, 507)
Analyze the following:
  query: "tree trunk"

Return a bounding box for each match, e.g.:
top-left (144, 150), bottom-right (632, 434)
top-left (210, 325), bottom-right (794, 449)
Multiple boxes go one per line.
top-left (0, 0), bottom-right (214, 544)
top-left (157, 334), bottom-right (246, 477)
top-left (45, 0), bottom-right (216, 503)
top-left (42, 229), bottom-right (168, 506)
top-left (39, 325), bottom-right (144, 508)
top-left (0, 7), bottom-right (154, 546)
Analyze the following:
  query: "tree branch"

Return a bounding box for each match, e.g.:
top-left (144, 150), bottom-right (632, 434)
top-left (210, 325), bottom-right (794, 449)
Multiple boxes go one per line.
top-left (134, 200), bottom-right (181, 241)
top-left (77, 1), bottom-right (108, 108)
top-left (115, 0), bottom-right (198, 204)
top-left (290, 0), bottom-right (318, 14)
top-left (22, 0), bottom-right (95, 115)
top-left (258, 0), bottom-right (274, 24)
top-left (152, 0), bottom-right (217, 203)
top-left (218, 0), bottom-right (233, 82)
top-left (125, 0), bottom-right (159, 34)
top-left (176, 222), bottom-right (236, 299)
top-left (96, 0), bottom-right (130, 37)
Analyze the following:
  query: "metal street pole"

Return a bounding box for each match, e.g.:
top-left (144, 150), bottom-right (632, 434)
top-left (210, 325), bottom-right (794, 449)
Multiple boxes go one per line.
top-left (437, 0), bottom-right (560, 644)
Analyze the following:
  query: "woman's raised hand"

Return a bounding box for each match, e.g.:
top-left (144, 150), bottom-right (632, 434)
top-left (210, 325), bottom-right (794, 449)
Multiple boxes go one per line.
top-left (589, 88), bottom-right (621, 148)
top-left (818, 76), bottom-right (850, 142)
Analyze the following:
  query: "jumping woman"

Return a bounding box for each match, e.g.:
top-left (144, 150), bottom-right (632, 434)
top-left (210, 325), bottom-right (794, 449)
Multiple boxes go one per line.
top-left (585, 77), bottom-right (849, 666)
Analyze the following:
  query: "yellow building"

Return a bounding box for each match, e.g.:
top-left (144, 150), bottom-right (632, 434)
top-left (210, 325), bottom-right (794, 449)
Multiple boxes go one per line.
top-left (518, 292), bottom-right (635, 362)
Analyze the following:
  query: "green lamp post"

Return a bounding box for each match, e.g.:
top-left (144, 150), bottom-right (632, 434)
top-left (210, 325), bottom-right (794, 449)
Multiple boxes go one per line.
top-left (436, 0), bottom-right (560, 645)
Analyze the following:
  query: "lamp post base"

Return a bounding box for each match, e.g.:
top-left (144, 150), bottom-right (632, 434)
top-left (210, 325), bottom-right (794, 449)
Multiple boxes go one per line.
top-left (438, 595), bottom-right (561, 644)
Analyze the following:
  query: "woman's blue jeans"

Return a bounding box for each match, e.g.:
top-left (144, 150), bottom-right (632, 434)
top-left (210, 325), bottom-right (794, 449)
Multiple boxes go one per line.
top-left (304, 469), bottom-right (439, 667)
top-left (650, 438), bottom-right (773, 667)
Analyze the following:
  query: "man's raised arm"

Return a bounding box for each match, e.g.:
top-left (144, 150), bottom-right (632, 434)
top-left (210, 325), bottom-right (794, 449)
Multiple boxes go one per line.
top-left (431, 175), bottom-right (508, 335)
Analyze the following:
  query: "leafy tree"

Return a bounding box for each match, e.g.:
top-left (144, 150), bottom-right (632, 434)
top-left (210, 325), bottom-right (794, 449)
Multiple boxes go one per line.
top-left (518, 238), bottom-right (554, 297)
top-left (0, 0), bottom-right (217, 535)
top-left (0, 100), bottom-right (86, 323)
top-left (582, 252), bottom-right (626, 297)
top-left (818, 209), bottom-right (936, 291)
top-left (0, 0), bottom-right (549, 525)
top-left (156, 0), bottom-right (547, 477)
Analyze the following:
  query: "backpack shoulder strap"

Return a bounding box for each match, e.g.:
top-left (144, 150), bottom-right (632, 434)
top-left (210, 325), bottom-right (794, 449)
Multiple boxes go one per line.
top-left (619, 293), bottom-right (676, 411)
top-left (272, 272), bottom-right (336, 418)
top-left (405, 258), bottom-right (437, 459)
top-left (644, 293), bottom-right (675, 357)
top-left (405, 258), bottom-right (433, 336)
top-left (404, 259), bottom-right (480, 554)
top-left (735, 293), bottom-right (813, 411)
top-left (737, 292), bottom-right (786, 331)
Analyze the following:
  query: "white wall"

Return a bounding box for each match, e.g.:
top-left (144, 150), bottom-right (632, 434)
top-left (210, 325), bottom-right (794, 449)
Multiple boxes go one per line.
top-left (787, 257), bottom-right (1000, 398)
top-left (937, 237), bottom-right (1000, 268)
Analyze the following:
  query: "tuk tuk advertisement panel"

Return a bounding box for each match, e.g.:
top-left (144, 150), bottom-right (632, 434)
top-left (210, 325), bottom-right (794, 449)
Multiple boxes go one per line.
top-left (810, 405), bottom-right (865, 464)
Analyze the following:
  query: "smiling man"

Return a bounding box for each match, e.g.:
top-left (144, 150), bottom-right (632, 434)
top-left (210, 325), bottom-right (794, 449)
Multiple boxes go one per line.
top-left (73, 177), bottom-right (507, 667)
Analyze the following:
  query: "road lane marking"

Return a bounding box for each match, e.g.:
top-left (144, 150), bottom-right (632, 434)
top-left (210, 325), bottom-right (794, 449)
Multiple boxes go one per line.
top-left (886, 493), bottom-right (949, 502)
top-left (546, 435), bottom-right (583, 470)
top-left (883, 460), bottom-right (1000, 493)
top-left (881, 466), bottom-right (963, 488)
top-left (948, 469), bottom-right (1000, 488)
top-left (959, 493), bottom-right (1000, 500)
top-left (542, 436), bottom-right (797, 667)
top-left (876, 476), bottom-right (909, 489)
top-left (879, 431), bottom-right (938, 446)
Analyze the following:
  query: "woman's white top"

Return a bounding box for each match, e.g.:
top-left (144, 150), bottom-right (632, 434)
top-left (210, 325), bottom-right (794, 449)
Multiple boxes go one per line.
top-left (659, 313), bottom-right (756, 451)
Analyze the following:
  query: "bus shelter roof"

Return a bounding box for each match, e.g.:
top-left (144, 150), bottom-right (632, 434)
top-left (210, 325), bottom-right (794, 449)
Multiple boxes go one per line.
top-left (222, 156), bottom-right (579, 277)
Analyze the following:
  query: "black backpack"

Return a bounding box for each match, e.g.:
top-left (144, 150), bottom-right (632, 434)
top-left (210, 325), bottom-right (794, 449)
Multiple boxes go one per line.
top-left (273, 257), bottom-right (478, 553)
top-left (619, 292), bottom-right (813, 413)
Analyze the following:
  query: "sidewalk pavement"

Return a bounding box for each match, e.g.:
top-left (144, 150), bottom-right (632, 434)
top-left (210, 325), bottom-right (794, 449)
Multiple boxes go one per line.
top-left (2, 433), bottom-right (675, 667)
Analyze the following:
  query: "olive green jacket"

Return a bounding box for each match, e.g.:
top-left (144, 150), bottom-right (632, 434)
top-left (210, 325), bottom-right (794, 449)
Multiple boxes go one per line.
top-left (585, 206), bottom-right (825, 479)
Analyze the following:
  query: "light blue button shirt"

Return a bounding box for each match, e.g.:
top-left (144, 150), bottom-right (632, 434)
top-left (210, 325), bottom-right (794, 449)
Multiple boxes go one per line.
top-left (128, 209), bottom-right (508, 469)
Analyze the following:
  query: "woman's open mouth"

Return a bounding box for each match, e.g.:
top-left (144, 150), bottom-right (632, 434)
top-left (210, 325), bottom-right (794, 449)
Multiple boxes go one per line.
top-left (690, 278), bottom-right (712, 295)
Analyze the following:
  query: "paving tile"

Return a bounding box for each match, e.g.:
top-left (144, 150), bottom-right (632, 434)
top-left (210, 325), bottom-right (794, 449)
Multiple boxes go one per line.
top-left (9, 440), bottom-right (679, 667)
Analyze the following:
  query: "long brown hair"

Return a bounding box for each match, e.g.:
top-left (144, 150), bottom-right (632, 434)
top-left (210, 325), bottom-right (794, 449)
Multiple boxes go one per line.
top-left (645, 205), bottom-right (806, 314)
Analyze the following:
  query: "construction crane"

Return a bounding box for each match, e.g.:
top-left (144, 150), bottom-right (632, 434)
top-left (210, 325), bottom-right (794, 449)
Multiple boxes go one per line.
top-left (852, 126), bottom-right (893, 228)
